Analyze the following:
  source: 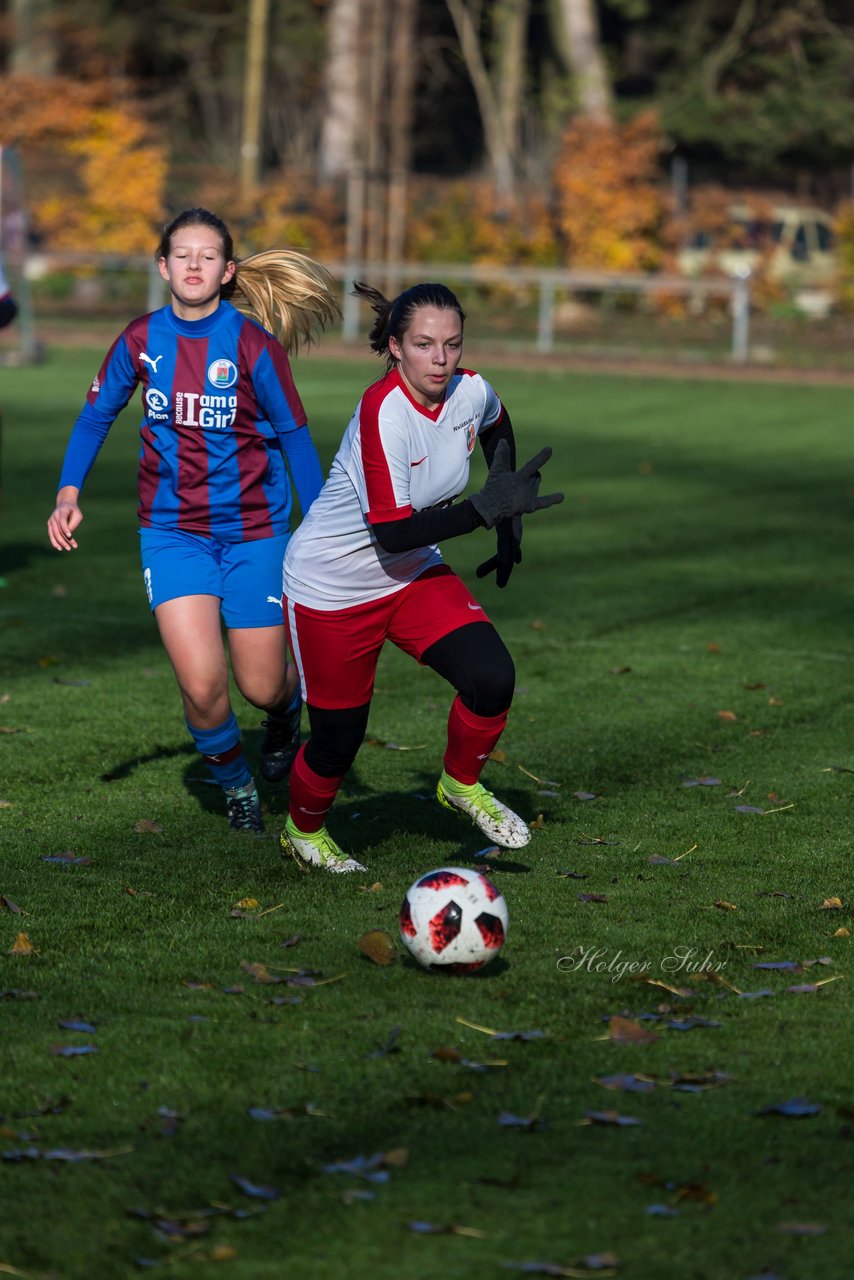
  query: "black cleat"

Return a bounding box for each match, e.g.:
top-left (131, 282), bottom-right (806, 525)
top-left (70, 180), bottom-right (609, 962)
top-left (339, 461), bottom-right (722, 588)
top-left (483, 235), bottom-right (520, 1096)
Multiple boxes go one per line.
top-left (259, 704), bottom-right (302, 783)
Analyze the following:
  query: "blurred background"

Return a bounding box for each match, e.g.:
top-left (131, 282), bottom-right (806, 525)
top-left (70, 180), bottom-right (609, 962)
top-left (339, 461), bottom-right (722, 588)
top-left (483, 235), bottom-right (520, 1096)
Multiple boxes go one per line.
top-left (2, 0), bottom-right (854, 368)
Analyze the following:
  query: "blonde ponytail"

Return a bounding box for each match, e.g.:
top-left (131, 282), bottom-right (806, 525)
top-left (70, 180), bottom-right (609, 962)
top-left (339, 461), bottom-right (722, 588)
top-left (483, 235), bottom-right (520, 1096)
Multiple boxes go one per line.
top-left (230, 250), bottom-right (341, 355)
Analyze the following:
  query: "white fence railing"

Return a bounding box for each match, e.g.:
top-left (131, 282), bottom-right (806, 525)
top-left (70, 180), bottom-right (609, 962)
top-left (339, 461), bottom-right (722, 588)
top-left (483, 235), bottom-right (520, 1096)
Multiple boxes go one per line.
top-left (16, 252), bottom-right (752, 364)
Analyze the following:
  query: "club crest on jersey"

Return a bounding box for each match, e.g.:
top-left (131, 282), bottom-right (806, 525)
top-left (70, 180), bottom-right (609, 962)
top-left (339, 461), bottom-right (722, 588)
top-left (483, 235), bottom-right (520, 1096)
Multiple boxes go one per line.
top-left (465, 424), bottom-right (477, 453)
top-left (207, 358), bottom-right (237, 389)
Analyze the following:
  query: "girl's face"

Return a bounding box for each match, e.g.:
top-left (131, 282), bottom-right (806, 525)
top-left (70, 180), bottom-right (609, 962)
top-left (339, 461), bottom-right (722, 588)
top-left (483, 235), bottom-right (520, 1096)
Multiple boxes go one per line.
top-left (388, 305), bottom-right (463, 407)
top-left (158, 226), bottom-right (235, 320)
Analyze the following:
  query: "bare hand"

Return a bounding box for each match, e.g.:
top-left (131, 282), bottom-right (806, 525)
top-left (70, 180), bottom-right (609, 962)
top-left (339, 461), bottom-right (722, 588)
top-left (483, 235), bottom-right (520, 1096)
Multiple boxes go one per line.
top-left (47, 500), bottom-right (83, 551)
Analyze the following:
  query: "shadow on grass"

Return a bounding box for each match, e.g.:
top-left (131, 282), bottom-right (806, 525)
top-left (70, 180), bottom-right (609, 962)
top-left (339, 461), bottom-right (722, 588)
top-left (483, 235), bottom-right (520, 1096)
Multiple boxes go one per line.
top-left (100, 740), bottom-right (196, 783)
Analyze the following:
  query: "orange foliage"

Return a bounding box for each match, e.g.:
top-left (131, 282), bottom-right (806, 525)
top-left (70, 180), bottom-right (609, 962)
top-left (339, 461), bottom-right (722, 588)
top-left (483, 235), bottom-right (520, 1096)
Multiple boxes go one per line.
top-left (0, 74), bottom-right (166, 254)
top-left (193, 171), bottom-right (347, 260)
top-left (554, 110), bottom-right (666, 272)
top-left (407, 179), bottom-right (559, 268)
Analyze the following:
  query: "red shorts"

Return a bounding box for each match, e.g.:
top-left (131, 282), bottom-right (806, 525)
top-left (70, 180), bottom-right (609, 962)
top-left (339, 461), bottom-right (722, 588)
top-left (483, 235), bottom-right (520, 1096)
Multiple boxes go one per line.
top-left (285, 566), bottom-right (492, 709)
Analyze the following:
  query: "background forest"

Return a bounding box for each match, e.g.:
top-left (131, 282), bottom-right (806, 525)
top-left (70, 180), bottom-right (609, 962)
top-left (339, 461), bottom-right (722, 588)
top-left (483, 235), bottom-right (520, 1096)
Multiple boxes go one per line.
top-left (1, 0), bottom-right (854, 310)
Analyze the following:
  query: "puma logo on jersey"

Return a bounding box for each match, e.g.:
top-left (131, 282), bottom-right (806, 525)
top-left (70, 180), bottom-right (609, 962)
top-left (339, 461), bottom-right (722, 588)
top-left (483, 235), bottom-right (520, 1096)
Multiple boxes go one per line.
top-left (266, 595), bottom-right (282, 606)
top-left (140, 352), bottom-right (163, 371)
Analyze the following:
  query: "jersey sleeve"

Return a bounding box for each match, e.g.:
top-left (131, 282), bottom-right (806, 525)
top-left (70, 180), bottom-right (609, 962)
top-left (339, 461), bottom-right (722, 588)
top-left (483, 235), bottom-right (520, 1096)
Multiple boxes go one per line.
top-left (360, 389), bottom-right (415, 524)
top-left (249, 338), bottom-right (322, 517)
top-left (478, 377), bottom-right (504, 435)
top-left (58, 331), bottom-right (140, 491)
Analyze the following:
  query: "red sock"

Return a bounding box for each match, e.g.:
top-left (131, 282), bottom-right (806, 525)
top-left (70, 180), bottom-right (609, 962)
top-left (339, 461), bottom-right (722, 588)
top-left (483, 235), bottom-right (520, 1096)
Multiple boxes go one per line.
top-left (288, 747), bottom-right (344, 833)
top-left (443, 696), bottom-right (508, 786)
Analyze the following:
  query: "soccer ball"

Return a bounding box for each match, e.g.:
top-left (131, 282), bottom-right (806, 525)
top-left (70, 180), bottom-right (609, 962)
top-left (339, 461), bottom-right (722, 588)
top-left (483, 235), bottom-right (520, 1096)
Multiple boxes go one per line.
top-left (399, 867), bottom-right (508, 972)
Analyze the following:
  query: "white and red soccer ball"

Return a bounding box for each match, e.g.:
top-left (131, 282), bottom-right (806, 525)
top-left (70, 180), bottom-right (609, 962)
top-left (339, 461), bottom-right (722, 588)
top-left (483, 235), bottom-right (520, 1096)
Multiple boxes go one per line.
top-left (399, 866), bottom-right (508, 972)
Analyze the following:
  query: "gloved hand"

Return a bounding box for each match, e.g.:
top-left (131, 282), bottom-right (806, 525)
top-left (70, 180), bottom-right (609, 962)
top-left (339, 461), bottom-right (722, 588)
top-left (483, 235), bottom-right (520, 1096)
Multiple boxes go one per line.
top-left (469, 439), bottom-right (564, 530)
top-left (476, 516), bottom-right (522, 589)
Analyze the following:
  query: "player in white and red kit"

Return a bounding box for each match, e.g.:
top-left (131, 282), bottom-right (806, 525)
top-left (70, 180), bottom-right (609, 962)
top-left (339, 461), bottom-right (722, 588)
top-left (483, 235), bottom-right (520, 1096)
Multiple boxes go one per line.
top-left (47, 209), bottom-right (340, 833)
top-left (280, 281), bottom-right (564, 873)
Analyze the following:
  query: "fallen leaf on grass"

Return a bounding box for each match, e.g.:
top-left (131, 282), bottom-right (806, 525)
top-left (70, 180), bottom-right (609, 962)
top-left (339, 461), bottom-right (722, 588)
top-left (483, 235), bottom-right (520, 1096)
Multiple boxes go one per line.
top-left (669, 1070), bottom-right (731, 1092)
top-left (8, 932), bottom-right (35, 956)
top-left (776, 1222), bottom-right (827, 1236)
top-left (280, 932), bottom-right (304, 948)
top-left (0, 726), bottom-right (28, 735)
top-left (247, 1103), bottom-right (323, 1121)
top-left (580, 1110), bottom-right (641, 1127)
top-left (406, 1091), bottom-right (474, 1111)
top-left (0, 988), bottom-right (38, 1000)
top-left (713, 900), bottom-right (738, 911)
top-left (630, 977), bottom-right (692, 997)
top-left (681, 777), bottom-right (721, 787)
top-left (502, 1255), bottom-right (619, 1276)
top-left (57, 1018), bottom-right (96, 1033)
top-left (498, 1110), bottom-right (547, 1132)
top-left (321, 1149), bottom-right (407, 1182)
top-left (134, 819), bottom-right (162, 834)
top-left (233, 898), bottom-right (260, 910)
top-left (757, 1098), bottom-right (821, 1118)
top-left (229, 1174), bottom-right (281, 1200)
top-left (594, 1074), bottom-right (656, 1093)
top-left (786, 976), bottom-right (843, 994)
top-left (573, 791), bottom-right (598, 801)
top-left (646, 1204), bottom-right (679, 1217)
top-left (734, 805), bottom-right (765, 814)
top-left (357, 930), bottom-right (396, 966)
top-left (557, 870), bottom-right (588, 879)
top-left (365, 737), bottom-right (426, 751)
top-left (578, 893), bottom-right (608, 904)
top-left (717, 710), bottom-right (737, 721)
top-left (665, 1017), bottom-right (722, 1032)
top-left (407, 1221), bottom-right (485, 1237)
top-left (606, 1016), bottom-right (660, 1045)
top-left (831, 928), bottom-right (849, 938)
top-left (41, 851), bottom-right (92, 865)
top-left (576, 833), bottom-right (620, 846)
top-left (3, 1144), bottom-right (129, 1162)
top-left (820, 897), bottom-right (844, 910)
top-left (1, 897), bottom-right (23, 914)
top-left (50, 1044), bottom-right (98, 1057)
top-left (456, 1017), bottom-right (545, 1041)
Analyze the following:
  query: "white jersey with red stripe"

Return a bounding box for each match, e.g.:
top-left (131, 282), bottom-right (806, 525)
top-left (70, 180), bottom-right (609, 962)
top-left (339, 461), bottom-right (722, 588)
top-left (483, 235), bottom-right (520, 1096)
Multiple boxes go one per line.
top-left (283, 365), bottom-right (503, 609)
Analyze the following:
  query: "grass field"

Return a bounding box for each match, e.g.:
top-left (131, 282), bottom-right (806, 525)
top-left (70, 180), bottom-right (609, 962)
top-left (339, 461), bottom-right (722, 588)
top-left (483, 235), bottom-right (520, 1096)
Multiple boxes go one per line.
top-left (1, 347), bottom-right (852, 1280)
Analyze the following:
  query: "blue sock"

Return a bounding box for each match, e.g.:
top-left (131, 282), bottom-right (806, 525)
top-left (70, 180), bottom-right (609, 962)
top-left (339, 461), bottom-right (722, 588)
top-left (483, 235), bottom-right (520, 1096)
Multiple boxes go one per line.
top-left (186, 712), bottom-right (252, 791)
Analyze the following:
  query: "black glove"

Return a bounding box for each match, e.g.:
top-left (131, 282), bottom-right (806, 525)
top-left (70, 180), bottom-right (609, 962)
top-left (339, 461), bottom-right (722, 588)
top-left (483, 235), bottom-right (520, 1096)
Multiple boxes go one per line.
top-left (476, 516), bottom-right (522, 588)
top-left (469, 439), bottom-right (564, 530)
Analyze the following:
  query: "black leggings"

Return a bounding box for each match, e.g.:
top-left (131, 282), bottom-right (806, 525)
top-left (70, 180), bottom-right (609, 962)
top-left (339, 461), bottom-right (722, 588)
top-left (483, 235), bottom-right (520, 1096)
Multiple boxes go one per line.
top-left (303, 621), bottom-right (515, 778)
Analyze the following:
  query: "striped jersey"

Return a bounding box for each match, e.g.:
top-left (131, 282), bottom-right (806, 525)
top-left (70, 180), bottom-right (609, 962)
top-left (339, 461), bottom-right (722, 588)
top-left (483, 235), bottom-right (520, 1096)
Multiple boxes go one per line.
top-left (59, 301), bottom-right (323, 542)
top-left (283, 365), bottom-right (503, 609)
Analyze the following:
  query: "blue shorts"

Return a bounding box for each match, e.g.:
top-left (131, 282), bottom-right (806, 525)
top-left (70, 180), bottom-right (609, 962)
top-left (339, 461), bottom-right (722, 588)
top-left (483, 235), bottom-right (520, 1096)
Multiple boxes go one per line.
top-left (139, 528), bottom-right (288, 629)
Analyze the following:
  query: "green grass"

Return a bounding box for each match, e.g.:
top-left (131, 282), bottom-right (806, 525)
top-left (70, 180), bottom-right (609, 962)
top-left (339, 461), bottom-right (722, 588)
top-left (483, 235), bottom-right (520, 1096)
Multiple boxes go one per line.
top-left (1, 349), bottom-right (852, 1280)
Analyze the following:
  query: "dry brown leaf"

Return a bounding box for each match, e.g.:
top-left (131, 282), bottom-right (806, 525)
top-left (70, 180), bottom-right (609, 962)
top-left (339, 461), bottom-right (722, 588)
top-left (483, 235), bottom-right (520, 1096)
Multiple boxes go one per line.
top-left (713, 900), bottom-right (738, 911)
top-left (134, 818), bottom-right (163, 833)
top-left (9, 931), bottom-right (35, 956)
top-left (607, 1015), bottom-right (660, 1045)
top-left (831, 927), bottom-right (849, 938)
top-left (531, 813), bottom-right (545, 830)
top-left (716, 710), bottom-right (737, 721)
top-left (820, 897), bottom-right (844, 910)
top-left (234, 898), bottom-right (260, 910)
top-left (357, 929), bottom-right (396, 966)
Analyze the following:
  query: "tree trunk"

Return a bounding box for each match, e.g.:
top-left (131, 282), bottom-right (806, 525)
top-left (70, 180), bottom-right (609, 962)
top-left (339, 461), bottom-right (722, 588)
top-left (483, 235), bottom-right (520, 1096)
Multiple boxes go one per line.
top-left (445, 0), bottom-right (515, 197)
top-left (385, 0), bottom-right (417, 288)
top-left (555, 0), bottom-right (611, 122)
top-left (318, 0), bottom-right (363, 181)
top-left (10, 0), bottom-right (57, 75)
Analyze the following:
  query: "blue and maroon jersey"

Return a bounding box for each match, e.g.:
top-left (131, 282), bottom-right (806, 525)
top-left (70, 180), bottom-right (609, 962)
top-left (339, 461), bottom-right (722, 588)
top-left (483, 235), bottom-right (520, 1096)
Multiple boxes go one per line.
top-left (59, 301), bottom-right (324, 542)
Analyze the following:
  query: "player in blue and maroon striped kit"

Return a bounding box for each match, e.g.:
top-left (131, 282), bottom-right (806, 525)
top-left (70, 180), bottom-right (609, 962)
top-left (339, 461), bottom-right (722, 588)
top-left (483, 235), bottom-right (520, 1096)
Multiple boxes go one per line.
top-left (47, 209), bottom-right (340, 833)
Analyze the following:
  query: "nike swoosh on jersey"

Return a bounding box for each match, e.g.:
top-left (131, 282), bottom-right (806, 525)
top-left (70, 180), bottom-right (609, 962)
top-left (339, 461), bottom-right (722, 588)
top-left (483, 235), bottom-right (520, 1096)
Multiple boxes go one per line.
top-left (410, 456), bottom-right (429, 467)
top-left (467, 602), bottom-right (484, 611)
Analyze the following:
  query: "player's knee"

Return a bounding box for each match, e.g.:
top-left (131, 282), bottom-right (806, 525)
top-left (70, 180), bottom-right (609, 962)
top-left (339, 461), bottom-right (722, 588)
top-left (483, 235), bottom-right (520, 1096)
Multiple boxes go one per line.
top-left (468, 647), bottom-right (515, 717)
